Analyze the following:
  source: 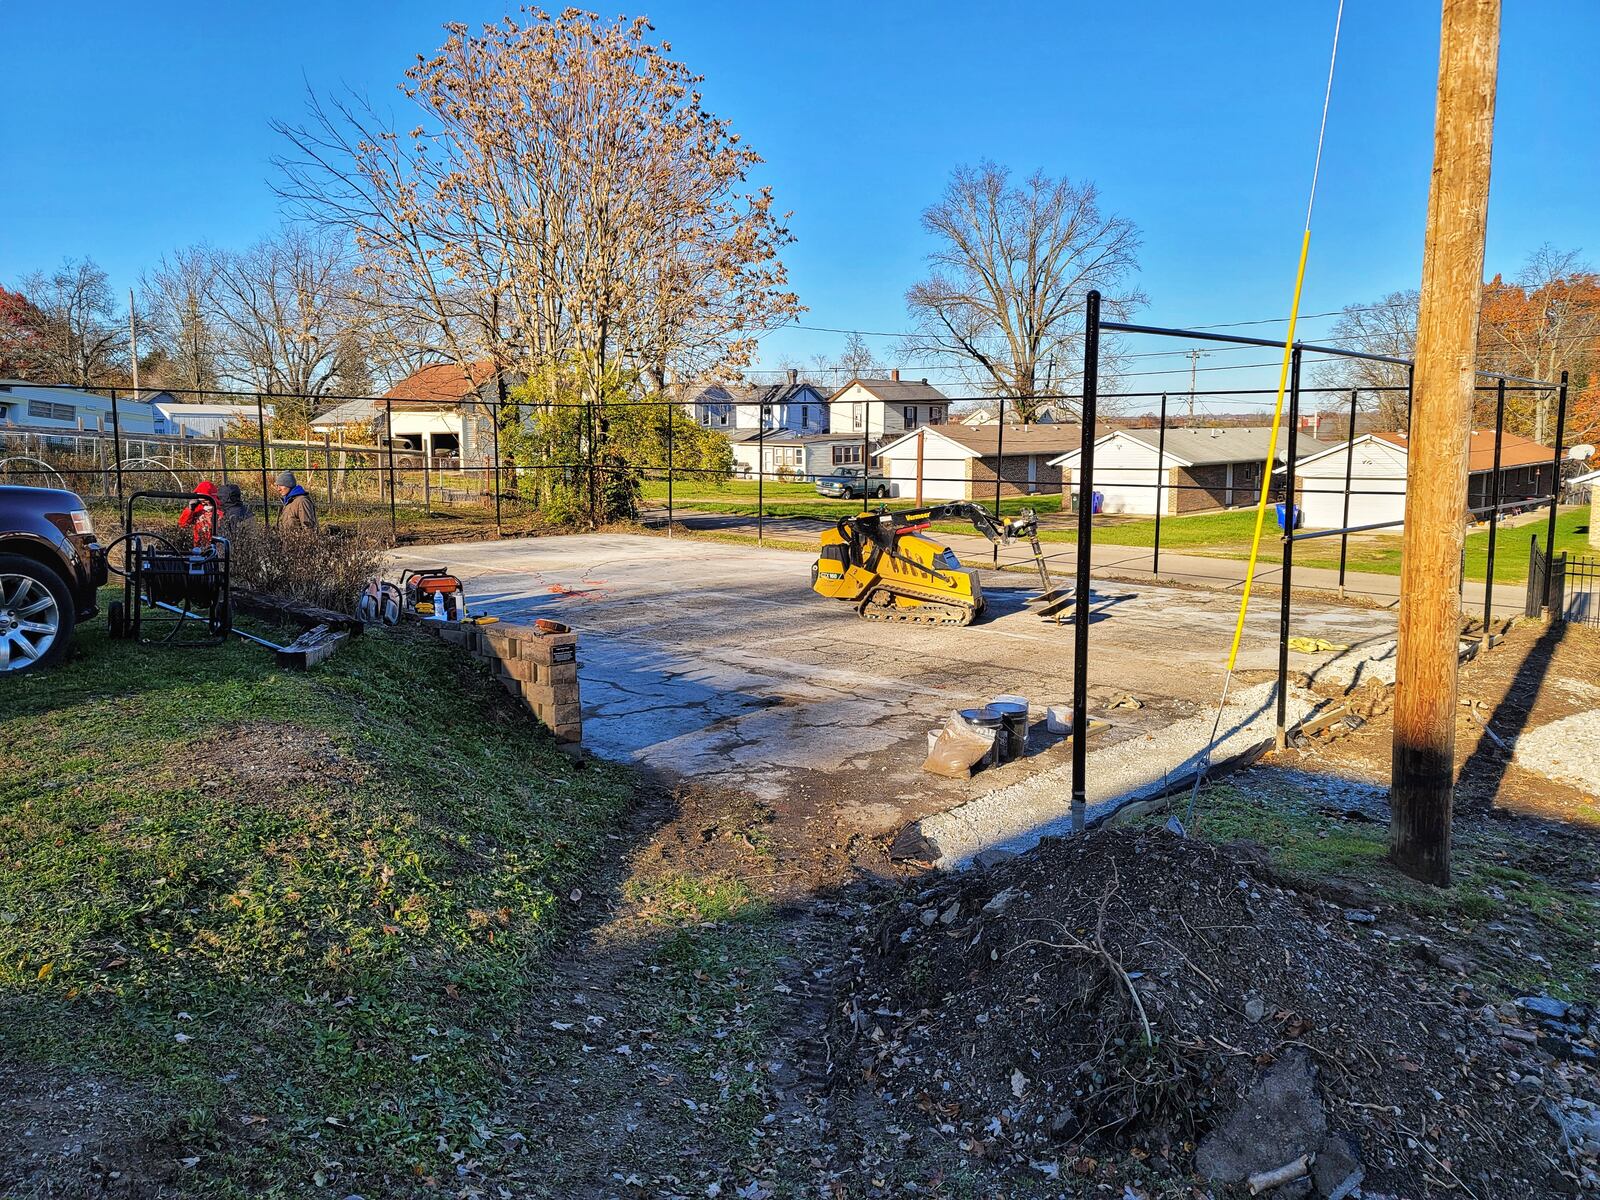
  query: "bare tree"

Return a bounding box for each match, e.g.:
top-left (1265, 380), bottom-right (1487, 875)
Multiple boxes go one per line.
top-left (140, 246), bottom-right (222, 396)
top-left (207, 226), bottom-right (356, 427)
top-left (1318, 290), bottom-right (1418, 430)
top-left (902, 162), bottom-right (1143, 420)
top-left (18, 258), bottom-right (128, 387)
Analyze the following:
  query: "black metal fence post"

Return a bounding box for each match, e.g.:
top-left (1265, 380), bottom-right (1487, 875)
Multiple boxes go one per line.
top-left (490, 390), bottom-right (504, 536)
top-left (1071, 292), bottom-right (1101, 836)
top-left (1405, 364), bottom-right (1415, 436)
top-left (666, 399), bottom-right (674, 537)
top-left (108, 386), bottom-right (125, 506)
top-left (1152, 392), bottom-right (1167, 575)
top-left (1484, 378), bottom-right (1506, 632)
top-left (384, 396), bottom-right (397, 538)
top-left (1275, 348), bottom-right (1302, 749)
top-left (1542, 370), bottom-right (1569, 612)
top-left (324, 431), bottom-right (333, 521)
top-left (254, 393), bottom-right (271, 528)
top-left (993, 397), bottom-right (1006, 567)
top-left (1338, 388), bottom-right (1358, 590)
top-left (757, 426), bottom-right (765, 546)
top-left (860, 414), bottom-right (870, 514)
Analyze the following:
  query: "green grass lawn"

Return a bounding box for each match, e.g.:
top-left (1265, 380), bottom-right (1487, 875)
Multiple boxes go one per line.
top-left (0, 602), bottom-right (633, 1195)
top-left (1023, 505), bottom-right (1589, 585)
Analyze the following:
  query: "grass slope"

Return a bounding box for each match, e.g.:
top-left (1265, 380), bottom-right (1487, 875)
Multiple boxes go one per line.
top-left (0, 604), bottom-right (633, 1196)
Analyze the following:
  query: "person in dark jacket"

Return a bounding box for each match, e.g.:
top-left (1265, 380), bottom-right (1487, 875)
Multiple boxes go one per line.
top-left (273, 470), bottom-right (319, 534)
top-left (218, 483), bottom-right (254, 532)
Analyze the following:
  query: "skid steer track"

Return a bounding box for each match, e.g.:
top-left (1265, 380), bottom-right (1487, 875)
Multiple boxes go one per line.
top-left (856, 583), bottom-right (978, 627)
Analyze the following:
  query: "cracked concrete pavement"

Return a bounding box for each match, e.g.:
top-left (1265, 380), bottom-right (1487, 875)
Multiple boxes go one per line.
top-left (391, 533), bottom-right (1399, 846)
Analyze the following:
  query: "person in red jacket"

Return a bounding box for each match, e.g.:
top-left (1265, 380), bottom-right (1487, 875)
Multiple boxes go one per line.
top-left (178, 480), bottom-right (219, 549)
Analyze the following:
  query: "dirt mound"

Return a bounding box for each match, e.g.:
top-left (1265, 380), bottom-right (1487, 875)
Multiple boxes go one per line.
top-left (838, 828), bottom-right (1590, 1197)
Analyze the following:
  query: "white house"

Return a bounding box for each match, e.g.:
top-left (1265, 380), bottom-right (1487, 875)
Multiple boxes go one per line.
top-left (875, 424), bottom-right (1081, 501)
top-left (1286, 431), bottom-right (1555, 531)
top-left (827, 373), bottom-right (951, 439)
top-left (312, 361), bottom-right (505, 464)
top-left (728, 431), bottom-right (869, 481)
top-left (1570, 466), bottom-right (1600, 550)
top-left (1048, 427), bottom-right (1307, 516)
top-left (680, 373), bottom-right (829, 435)
top-left (0, 380), bottom-right (170, 436)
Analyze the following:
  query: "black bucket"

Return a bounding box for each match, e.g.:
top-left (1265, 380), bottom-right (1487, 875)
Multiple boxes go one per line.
top-left (959, 707), bottom-right (1004, 767)
top-left (987, 701), bottom-right (1028, 763)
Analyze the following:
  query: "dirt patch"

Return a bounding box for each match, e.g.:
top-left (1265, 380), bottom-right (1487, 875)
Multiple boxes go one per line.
top-left (834, 828), bottom-right (1594, 1197)
top-left (0, 1061), bottom-right (176, 1198)
top-left (1303, 620), bottom-right (1600, 826)
top-left (167, 722), bottom-right (367, 799)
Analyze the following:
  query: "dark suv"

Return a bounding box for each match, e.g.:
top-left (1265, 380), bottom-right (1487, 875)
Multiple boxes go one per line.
top-left (0, 486), bottom-right (107, 673)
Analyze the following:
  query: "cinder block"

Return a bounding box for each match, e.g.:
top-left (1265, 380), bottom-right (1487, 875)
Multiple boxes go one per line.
top-left (537, 701), bottom-right (583, 729)
top-left (480, 626), bottom-right (526, 660)
top-left (522, 632), bottom-right (579, 666)
top-left (552, 721), bottom-right (583, 745)
top-left (439, 627), bottom-right (468, 647)
top-left (520, 681), bottom-right (557, 708)
top-left (500, 656), bottom-right (536, 682)
top-left (544, 661), bottom-right (579, 687)
top-left (500, 675), bottom-right (521, 697)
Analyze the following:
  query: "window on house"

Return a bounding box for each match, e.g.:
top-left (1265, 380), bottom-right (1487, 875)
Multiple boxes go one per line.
top-left (832, 444), bottom-right (862, 466)
top-left (903, 405), bottom-right (917, 429)
top-left (928, 407), bottom-right (944, 426)
top-left (27, 399), bottom-right (75, 423)
top-left (853, 403), bottom-right (865, 431)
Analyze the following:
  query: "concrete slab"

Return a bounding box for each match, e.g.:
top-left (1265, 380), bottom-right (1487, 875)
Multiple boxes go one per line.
top-left (907, 680), bottom-right (1327, 868)
top-left (391, 533), bottom-right (1398, 840)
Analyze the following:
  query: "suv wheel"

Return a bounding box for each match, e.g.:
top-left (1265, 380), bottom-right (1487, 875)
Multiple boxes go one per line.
top-left (0, 553), bottom-right (76, 673)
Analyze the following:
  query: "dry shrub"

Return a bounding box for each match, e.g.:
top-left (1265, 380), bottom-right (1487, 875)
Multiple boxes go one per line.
top-left (226, 519), bottom-right (393, 614)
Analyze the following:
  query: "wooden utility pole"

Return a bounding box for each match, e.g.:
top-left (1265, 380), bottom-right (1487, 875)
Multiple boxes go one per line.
top-left (1391, 0), bottom-right (1500, 886)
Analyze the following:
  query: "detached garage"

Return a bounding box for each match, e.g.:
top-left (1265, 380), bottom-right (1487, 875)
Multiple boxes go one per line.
top-left (875, 425), bottom-right (1081, 502)
top-left (1285, 431), bottom-right (1556, 530)
top-left (1048, 427), bottom-right (1291, 516)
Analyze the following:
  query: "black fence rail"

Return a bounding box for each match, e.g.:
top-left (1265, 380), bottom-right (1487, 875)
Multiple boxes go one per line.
top-left (1074, 290), bottom-right (1570, 826)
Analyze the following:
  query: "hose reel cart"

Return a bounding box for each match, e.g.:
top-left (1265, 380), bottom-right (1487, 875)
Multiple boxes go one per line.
top-left (106, 490), bottom-right (233, 646)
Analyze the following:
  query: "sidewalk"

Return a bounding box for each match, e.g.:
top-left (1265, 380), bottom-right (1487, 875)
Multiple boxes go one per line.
top-left (641, 506), bottom-right (1533, 621)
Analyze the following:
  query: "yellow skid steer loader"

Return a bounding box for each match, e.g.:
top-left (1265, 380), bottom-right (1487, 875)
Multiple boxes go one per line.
top-left (811, 502), bottom-right (1067, 626)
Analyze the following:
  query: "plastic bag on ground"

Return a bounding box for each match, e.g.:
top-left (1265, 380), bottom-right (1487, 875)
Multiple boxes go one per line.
top-left (922, 712), bottom-right (998, 778)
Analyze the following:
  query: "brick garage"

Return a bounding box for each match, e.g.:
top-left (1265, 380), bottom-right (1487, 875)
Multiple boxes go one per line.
top-left (877, 423), bottom-right (1083, 502)
top-left (970, 453), bottom-right (1065, 498)
top-left (1050, 427), bottom-right (1302, 517)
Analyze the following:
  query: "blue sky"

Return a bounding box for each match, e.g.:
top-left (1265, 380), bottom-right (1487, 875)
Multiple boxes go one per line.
top-left (2, 1), bottom-right (1594, 398)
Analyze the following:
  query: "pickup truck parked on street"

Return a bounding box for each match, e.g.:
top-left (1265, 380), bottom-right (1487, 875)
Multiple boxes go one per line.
top-left (815, 466), bottom-right (890, 500)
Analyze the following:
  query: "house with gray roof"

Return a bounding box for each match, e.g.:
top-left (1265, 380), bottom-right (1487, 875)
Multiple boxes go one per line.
top-left (827, 372), bottom-right (951, 439)
top-left (1048, 426), bottom-right (1332, 516)
top-left (678, 370), bottom-right (829, 435)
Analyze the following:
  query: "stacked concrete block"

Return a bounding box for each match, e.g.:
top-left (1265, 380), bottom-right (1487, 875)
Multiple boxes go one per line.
top-left (415, 616), bottom-right (583, 749)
